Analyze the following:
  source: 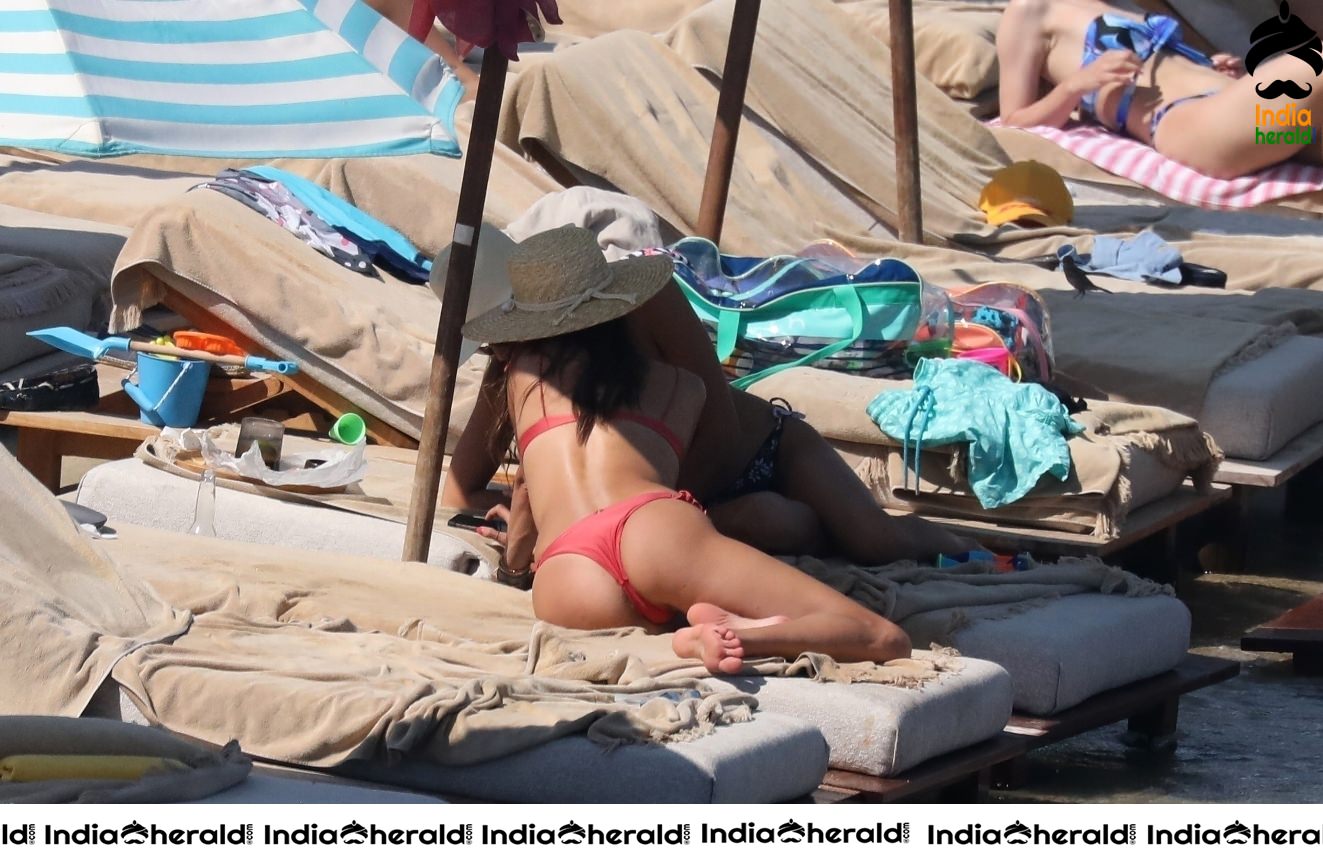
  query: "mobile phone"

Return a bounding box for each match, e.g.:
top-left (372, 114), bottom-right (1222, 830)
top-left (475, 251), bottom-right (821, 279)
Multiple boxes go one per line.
top-left (448, 512), bottom-right (505, 532)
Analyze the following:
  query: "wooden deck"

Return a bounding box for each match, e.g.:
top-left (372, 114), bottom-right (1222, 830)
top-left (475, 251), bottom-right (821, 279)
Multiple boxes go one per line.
top-left (1242, 595), bottom-right (1323, 675)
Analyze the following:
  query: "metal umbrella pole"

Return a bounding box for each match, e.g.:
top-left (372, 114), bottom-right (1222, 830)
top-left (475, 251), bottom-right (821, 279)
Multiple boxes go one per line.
top-left (403, 45), bottom-right (509, 562)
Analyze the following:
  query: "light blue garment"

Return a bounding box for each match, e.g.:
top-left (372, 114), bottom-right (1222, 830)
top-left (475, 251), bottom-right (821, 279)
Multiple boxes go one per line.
top-left (0, 0), bottom-right (464, 159)
top-left (1058, 230), bottom-right (1183, 284)
top-left (247, 165), bottom-right (430, 280)
top-left (866, 358), bottom-right (1084, 509)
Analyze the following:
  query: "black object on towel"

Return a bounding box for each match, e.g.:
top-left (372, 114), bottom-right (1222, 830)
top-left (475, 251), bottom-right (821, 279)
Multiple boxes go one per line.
top-left (0, 363), bottom-right (99, 412)
top-left (61, 501), bottom-right (108, 530)
top-left (1175, 262), bottom-right (1228, 289)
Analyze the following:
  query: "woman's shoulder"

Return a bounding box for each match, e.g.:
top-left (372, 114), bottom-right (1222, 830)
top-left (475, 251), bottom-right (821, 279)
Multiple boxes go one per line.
top-left (1003, 0), bottom-right (1049, 22)
top-left (998, 0), bottom-right (1048, 48)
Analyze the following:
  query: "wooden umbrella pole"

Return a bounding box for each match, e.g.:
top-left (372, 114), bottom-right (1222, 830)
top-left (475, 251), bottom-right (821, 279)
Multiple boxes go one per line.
top-left (889, 0), bottom-right (924, 244)
top-left (403, 48), bottom-right (509, 563)
top-left (696, 0), bottom-right (761, 245)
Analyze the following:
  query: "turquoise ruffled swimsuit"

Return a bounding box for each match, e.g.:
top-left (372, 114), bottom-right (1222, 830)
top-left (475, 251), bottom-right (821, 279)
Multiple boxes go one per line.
top-left (1079, 13), bottom-right (1217, 139)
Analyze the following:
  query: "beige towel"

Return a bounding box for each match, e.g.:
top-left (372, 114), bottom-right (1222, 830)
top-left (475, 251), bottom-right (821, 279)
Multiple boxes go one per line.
top-left (0, 448), bottom-right (190, 719)
top-left (80, 521), bottom-right (953, 769)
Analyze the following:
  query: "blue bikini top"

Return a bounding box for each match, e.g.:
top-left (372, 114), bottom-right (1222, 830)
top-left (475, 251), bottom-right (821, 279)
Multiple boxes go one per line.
top-left (1079, 14), bottom-right (1213, 133)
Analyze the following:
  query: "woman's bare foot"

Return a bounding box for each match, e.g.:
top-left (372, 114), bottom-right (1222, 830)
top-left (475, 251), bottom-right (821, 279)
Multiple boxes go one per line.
top-left (673, 624), bottom-right (746, 674)
top-left (687, 602), bottom-right (789, 631)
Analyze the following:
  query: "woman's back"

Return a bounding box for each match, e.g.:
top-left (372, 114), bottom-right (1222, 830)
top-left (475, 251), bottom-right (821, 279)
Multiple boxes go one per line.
top-left (507, 352), bottom-right (705, 558)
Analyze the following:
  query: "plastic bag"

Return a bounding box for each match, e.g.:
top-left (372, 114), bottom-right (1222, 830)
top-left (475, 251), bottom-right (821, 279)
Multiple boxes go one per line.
top-left (160, 427), bottom-right (367, 489)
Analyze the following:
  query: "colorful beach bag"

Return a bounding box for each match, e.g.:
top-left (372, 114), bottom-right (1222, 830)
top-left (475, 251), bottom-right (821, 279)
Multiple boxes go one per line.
top-left (665, 238), bottom-right (932, 389)
top-left (909, 282), bottom-right (1055, 383)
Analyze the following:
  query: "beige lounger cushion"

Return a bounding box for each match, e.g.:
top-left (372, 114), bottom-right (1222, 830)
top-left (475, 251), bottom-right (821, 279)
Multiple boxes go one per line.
top-left (936, 592), bottom-right (1193, 715)
top-left (1198, 336), bottom-right (1323, 461)
top-left (74, 458), bottom-right (497, 577)
top-left (707, 653), bottom-right (1013, 777)
top-left (339, 712), bottom-right (829, 804)
top-left (97, 684), bottom-right (829, 804)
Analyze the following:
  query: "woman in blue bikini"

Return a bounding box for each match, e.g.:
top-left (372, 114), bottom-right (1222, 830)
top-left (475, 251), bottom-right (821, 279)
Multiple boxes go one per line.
top-left (999, 0), bottom-right (1323, 178)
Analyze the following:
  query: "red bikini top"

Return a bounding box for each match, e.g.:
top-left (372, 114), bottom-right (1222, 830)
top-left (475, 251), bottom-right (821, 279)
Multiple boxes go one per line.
top-left (516, 367), bottom-right (686, 460)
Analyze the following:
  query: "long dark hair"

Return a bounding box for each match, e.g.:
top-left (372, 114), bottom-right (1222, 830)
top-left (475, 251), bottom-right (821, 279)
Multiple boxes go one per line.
top-left (492, 317), bottom-right (648, 458)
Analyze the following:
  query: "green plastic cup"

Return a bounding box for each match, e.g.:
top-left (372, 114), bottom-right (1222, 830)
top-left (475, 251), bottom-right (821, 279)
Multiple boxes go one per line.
top-left (329, 412), bottom-right (366, 446)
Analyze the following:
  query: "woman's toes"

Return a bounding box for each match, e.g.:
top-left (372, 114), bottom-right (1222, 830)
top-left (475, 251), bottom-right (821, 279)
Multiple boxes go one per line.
top-left (716, 653), bottom-right (746, 674)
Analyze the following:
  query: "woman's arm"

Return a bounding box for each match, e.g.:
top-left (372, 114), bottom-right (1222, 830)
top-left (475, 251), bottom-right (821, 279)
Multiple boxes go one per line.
top-left (440, 358), bottom-right (512, 511)
top-left (996, 0), bottom-right (1140, 129)
top-left (364, 0), bottom-right (479, 96)
top-left (628, 282), bottom-right (741, 493)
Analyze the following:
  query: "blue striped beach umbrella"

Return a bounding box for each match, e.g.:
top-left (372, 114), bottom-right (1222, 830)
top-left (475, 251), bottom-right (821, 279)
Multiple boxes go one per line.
top-left (0, 0), bottom-right (465, 159)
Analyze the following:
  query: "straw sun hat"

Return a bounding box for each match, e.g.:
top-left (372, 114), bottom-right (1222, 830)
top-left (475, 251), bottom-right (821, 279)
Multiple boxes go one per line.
top-left (462, 225), bottom-right (673, 345)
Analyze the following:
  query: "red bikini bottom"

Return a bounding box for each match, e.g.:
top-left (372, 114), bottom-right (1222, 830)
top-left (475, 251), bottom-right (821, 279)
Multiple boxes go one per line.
top-left (535, 490), bottom-right (702, 625)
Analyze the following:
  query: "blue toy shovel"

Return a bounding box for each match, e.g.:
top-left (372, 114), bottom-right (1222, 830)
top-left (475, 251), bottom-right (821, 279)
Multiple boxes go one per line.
top-left (27, 327), bottom-right (299, 375)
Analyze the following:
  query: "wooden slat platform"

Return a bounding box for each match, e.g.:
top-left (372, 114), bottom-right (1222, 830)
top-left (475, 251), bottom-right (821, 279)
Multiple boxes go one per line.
top-left (920, 483), bottom-right (1230, 558)
top-left (1242, 595), bottom-right (1323, 675)
top-left (821, 735), bottom-right (1026, 803)
top-left (1214, 421), bottom-right (1323, 489)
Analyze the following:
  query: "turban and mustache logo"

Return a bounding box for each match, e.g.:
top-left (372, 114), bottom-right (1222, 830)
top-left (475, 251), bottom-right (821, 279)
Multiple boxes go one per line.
top-left (1247, 1), bottom-right (1323, 98)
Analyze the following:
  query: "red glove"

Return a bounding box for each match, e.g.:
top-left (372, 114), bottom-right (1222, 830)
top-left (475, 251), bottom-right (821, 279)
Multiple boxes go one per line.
top-left (413, 0), bottom-right (562, 61)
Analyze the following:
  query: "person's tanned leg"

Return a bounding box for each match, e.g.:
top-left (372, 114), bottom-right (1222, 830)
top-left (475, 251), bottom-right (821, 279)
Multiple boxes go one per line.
top-left (773, 415), bottom-right (976, 564)
top-left (622, 500), bottom-right (912, 670)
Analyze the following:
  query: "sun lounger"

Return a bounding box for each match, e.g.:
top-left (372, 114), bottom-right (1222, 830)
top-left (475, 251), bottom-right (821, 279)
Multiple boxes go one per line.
top-left (748, 367), bottom-right (1221, 540)
top-left (70, 495), bottom-right (1019, 800)
top-left (74, 457), bottom-right (497, 576)
top-left (944, 592), bottom-right (1193, 715)
top-left (203, 773), bottom-right (442, 804)
top-left (1042, 289), bottom-right (1323, 464)
top-left (74, 458), bottom-right (1205, 767)
top-left (88, 680), bottom-right (832, 803)
top-left (0, 714), bottom-right (442, 804)
top-left (91, 655), bottom-right (1031, 803)
top-left (990, 120), bottom-right (1323, 211)
top-left (0, 200), bottom-right (127, 373)
top-left (3, 426), bottom-right (1022, 805)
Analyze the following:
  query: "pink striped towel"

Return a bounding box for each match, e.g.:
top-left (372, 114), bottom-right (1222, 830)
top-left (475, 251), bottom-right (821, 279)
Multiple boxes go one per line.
top-left (990, 121), bottom-right (1323, 210)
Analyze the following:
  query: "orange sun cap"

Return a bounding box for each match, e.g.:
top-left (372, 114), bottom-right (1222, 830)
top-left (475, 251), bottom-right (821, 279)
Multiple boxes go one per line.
top-left (978, 160), bottom-right (1075, 227)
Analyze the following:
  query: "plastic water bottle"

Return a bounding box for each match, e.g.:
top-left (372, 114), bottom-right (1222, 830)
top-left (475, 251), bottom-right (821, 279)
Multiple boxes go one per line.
top-left (189, 469), bottom-right (217, 537)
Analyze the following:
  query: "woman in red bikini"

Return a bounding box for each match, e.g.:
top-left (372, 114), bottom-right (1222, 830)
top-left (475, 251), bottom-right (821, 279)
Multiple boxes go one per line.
top-left (463, 226), bottom-right (911, 672)
top-left (445, 252), bottom-right (974, 566)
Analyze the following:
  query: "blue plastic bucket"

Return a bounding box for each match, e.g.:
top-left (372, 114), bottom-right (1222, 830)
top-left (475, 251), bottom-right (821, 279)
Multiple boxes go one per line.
top-left (122, 353), bottom-right (209, 427)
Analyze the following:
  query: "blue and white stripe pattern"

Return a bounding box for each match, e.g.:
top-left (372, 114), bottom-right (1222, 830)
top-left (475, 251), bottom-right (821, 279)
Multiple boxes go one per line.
top-left (0, 0), bottom-right (464, 158)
